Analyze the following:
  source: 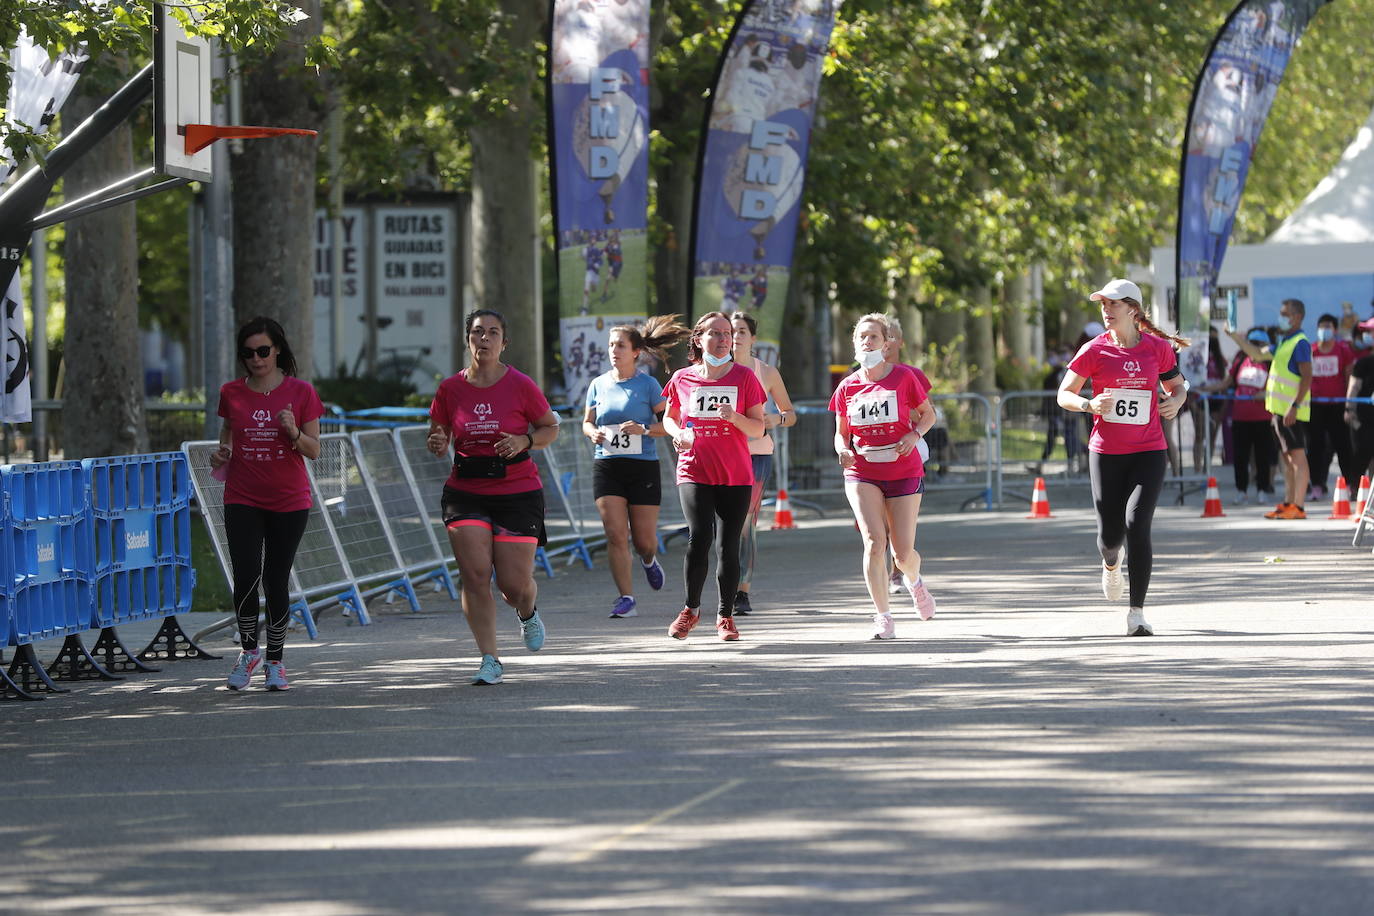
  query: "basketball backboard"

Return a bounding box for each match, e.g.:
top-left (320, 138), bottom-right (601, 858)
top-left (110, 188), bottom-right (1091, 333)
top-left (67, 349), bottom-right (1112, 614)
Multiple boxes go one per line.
top-left (153, 2), bottom-right (212, 181)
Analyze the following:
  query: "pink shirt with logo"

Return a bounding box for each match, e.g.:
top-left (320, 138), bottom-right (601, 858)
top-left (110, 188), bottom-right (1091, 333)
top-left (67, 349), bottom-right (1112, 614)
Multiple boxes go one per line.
top-left (664, 362), bottom-right (766, 486)
top-left (1310, 340), bottom-right (1355, 400)
top-left (1068, 333), bottom-right (1177, 455)
top-left (1228, 354), bottom-right (1271, 423)
top-left (829, 364), bottom-right (928, 481)
top-left (219, 376), bottom-right (325, 512)
top-left (429, 367), bottom-right (550, 495)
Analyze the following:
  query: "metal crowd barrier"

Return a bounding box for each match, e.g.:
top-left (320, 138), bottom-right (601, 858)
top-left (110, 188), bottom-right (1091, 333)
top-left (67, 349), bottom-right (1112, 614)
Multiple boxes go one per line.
top-left (2, 452), bottom-right (212, 701)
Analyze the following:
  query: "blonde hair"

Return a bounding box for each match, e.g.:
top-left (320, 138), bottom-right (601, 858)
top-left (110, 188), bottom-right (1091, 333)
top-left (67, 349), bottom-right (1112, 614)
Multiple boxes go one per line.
top-left (853, 312), bottom-right (894, 341)
top-left (1122, 298), bottom-right (1190, 348)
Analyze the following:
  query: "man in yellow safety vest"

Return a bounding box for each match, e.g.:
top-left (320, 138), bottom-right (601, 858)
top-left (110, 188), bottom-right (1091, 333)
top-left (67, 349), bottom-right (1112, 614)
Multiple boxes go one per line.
top-left (1231, 297), bottom-right (1312, 519)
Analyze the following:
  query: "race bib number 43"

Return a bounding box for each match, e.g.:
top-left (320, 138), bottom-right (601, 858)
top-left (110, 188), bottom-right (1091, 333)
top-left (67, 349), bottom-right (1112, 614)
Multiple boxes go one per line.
top-left (599, 427), bottom-right (642, 455)
top-left (1104, 387), bottom-right (1151, 425)
top-left (687, 386), bottom-right (737, 419)
top-left (847, 391), bottom-right (899, 428)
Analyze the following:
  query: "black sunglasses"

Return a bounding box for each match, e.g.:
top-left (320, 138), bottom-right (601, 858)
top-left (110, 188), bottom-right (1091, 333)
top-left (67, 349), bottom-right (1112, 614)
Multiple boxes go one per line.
top-left (238, 345), bottom-right (274, 360)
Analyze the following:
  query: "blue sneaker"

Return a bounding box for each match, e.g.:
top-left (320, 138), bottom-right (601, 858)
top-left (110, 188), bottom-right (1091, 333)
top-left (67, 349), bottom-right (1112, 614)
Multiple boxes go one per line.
top-left (471, 654), bottom-right (504, 685)
top-left (642, 557), bottom-right (665, 591)
top-left (519, 609), bottom-right (545, 651)
top-left (610, 595), bottom-right (637, 618)
top-left (226, 648), bottom-right (262, 691)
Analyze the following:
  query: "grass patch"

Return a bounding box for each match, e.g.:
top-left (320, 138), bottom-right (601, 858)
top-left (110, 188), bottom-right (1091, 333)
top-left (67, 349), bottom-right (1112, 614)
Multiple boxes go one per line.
top-left (190, 520), bottom-right (232, 614)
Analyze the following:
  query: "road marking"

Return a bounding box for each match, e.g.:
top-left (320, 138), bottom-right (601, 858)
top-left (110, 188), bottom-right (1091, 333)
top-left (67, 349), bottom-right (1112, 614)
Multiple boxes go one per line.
top-left (566, 777), bottom-right (744, 863)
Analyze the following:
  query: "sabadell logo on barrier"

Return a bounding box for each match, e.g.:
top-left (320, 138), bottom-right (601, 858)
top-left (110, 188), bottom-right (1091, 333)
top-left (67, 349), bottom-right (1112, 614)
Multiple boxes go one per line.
top-left (37, 541), bottom-right (55, 563)
top-left (125, 530), bottom-right (151, 550)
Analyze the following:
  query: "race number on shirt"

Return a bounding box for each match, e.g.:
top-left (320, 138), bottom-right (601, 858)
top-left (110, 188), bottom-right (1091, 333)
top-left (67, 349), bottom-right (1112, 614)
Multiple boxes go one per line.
top-left (1237, 364), bottom-right (1267, 388)
top-left (1104, 387), bottom-right (1151, 425)
top-left (847, 390), bottom-right (900, 428)
top-left (686, 386), bottom-right (737, 419)
top-left (599, 426), bottom-right (642, 455)
top-left (1312, 355), bottom-right (1339, 378)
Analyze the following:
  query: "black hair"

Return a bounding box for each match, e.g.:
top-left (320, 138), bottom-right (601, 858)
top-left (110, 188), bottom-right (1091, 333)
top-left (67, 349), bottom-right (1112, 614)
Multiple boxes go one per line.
top-left (465, 309), bottom-right (508, 338)
top-left (1317, 312), bottom-right (1339, 327)
top-left (609, 314), bottom-right (692, 362)
top-left (729, 311), bottom-right (758, 336)
top-left (236, 316), bottom-right (297, 377)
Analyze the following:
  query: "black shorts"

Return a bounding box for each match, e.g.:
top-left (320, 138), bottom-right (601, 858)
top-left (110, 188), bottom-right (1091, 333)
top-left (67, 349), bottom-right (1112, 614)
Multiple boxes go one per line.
top-left (440, 486), bottom-right (547, 546)
top-left (593, 457), bottom-right (662, 505)
top-left (1271, 415), bottom-right (1308, 452)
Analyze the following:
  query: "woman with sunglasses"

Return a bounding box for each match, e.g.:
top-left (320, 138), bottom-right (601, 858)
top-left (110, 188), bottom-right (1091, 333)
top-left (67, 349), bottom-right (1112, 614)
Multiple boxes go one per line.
top-left (662, 311), bottom-right (767, 641)
top-left (212, 317), bottom-right (324, 691)
top-left (1057, 279), bottom-right (1189, 637)
top-left (428, 309), bottom-right (561, 685)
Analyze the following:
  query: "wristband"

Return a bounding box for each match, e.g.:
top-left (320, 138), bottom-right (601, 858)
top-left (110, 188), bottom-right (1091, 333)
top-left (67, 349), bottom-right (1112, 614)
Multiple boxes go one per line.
top-left (291, 429), bottom-right (302, 442)
top-left (525, 433), bottom-right (534, 451)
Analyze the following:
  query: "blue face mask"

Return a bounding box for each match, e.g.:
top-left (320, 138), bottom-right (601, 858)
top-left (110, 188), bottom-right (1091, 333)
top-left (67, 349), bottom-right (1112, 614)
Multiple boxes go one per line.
top-left (1316, 327), bottom-right (1335, 343)
top-left (702, 351), bottom-right (733, 367)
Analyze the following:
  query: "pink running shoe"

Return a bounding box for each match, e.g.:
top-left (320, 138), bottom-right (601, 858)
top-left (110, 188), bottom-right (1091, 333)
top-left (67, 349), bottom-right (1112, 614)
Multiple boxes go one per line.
top-left (668, 607), bottom-right (701, 640)
top-left (871, 613), bottom-right (895, 640)
top-left (906, 576), bottom-right (937, 620)
top-left (716, 616), bottom-right (740, 641)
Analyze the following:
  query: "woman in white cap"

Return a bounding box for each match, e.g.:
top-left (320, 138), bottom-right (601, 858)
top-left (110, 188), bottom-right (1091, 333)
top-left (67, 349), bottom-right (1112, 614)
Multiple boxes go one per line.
top-left (1057, 280), bottom-right (1189, 636)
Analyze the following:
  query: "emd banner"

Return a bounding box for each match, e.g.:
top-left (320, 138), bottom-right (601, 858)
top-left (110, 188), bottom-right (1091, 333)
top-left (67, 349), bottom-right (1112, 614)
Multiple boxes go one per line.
top-left (548, 0), bottom-right (651, 405)
top-left (1176, 0), bottom-right (1331, 383)
top-left (690, 0), bottom-right (841, 366)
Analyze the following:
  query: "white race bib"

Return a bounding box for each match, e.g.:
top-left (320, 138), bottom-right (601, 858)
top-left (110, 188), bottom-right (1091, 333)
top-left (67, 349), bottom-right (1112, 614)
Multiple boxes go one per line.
top-left (1237, 364), bottom-right (1267, 388)
top-left (1312, 354), bottom-right (1340, 378)
top-left (847, 390), bottom-right (900, 428)
top-left (1104, 387), bottom-right (1151, 425)
top-left (687, 385), bottom-right (737, 419)
top-left (599, 426), bottom-right (642, 455)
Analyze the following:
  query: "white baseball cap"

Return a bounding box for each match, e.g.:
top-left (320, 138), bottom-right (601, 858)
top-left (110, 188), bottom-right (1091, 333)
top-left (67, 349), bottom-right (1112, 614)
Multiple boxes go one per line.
top-left (1089, 278), bottom-right (1143, 302)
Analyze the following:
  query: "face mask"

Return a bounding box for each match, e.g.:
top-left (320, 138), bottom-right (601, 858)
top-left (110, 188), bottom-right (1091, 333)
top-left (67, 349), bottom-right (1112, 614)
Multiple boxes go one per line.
top-left (702, 351), bottom-right (733, 367)
top-left (856, 348), bottom-right (885, 370)
top-left (1316, 327), bottom-right (1334, 343)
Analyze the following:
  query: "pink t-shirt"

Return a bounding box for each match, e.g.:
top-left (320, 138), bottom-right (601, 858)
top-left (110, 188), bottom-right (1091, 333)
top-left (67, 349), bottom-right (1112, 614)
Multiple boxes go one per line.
top-left (429, 367), bottom-right (550, 495)
top-left (829, 364), bottom-right (928, 481)
top-left (1310, 340), bottom-right (1355, 400)
top-left (664, 362), bottom-right (766, 486)
top-left (904, 364), bottom-right (932, 397)
top-left (1229, 354), bottom-right (1271, 423)
top-left (1068, 333), bottom-right (1177, 455)
top-left (218, 376), bottom-right (325, 512)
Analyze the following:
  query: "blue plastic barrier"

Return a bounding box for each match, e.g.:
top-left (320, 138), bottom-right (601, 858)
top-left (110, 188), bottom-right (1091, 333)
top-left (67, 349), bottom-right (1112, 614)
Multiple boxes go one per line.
top-left (84, 452), bottom-right (196, 627)
top-left (1, 461), bottom-right (91, 645)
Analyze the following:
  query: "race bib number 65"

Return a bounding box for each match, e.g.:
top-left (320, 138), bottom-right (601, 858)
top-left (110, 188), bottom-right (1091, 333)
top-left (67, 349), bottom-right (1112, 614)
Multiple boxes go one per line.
top-left (687, 386), bottom-right (737, 419)
top-left (1104, 387), bottom-right (1151, 426)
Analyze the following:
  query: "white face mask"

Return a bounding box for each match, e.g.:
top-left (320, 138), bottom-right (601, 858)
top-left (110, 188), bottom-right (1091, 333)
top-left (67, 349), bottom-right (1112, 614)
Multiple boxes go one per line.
top-left (702, 351), bottom-right (733, 367)
top-left (856, 348), bottom-right (885, 370)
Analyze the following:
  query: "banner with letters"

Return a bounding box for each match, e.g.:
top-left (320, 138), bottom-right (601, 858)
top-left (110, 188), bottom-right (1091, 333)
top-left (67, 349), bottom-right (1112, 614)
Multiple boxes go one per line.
top-left (1, 30), bottom-right (88, 423)
top-left (1176, 0), bottom-right (1330, 383)
top-left (548, 0), bottom-right (651, 406)
top-left (689, 0), bottom-right (841, 367)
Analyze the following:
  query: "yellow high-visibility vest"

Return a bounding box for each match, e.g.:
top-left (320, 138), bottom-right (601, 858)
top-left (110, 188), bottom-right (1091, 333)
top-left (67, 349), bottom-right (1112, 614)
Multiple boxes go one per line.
top-left (1264, 332), bottom-right (1311, 421)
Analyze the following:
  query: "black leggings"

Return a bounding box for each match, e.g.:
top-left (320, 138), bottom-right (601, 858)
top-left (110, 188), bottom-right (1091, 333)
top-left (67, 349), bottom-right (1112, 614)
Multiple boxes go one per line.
top-left (1089, 449), bottom-right (1166, 609)
top-left (1231, 419), bottom-right (1276, 494)
top-left (224, 503), bottom-right (310, 661)
top-left (1306, 402), bottom-right (1356, 489)
top-left (679, 483), bottom-right (752, 616)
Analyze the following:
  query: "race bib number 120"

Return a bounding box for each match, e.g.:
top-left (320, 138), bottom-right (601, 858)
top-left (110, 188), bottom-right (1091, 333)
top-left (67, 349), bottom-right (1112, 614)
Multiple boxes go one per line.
top-left (687, 386), bottom-right (737, 419)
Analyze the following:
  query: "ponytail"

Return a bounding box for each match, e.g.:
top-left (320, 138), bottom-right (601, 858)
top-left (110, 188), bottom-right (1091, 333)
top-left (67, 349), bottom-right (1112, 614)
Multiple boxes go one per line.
top-left (1124, 298), bottom-right (1190, 349)
top-left (610, 314), bottom-right (693, 363)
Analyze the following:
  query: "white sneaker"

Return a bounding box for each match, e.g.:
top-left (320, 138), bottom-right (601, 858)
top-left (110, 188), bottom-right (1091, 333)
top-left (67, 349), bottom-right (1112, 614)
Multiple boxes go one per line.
top-left (1101, 564), bottom-right (1124, 602)
top-left (1126, 609), bottom-right (1153, 637)
top-left (1232, 491), bottom-right (1250, 506)
top-left (887, 570), bottom-right (905, 595)
top-left (871, 613), bottom-right (895, 640)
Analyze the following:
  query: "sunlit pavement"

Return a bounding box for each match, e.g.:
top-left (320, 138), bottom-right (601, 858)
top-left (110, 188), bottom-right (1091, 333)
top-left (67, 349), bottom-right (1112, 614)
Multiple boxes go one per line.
top-left (3, 497), bottom-right (1373, 915)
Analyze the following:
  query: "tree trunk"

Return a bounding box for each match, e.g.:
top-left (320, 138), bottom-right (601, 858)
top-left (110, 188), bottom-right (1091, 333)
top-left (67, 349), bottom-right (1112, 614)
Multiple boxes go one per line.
top-left (61, 63), bottom-right (147, 458)
top-left (231, 0), bottom-right (324, 378)
top-left (779, 267), bottom-right (817, 398)
top-left (967, 285), bottom-right (998, 395)
top-left (1002, 271), bottom-right (1035, 389)
top-left (653, 144), bottom-right (695, 323)
top-left (926, 308), bottom-right (967, 390)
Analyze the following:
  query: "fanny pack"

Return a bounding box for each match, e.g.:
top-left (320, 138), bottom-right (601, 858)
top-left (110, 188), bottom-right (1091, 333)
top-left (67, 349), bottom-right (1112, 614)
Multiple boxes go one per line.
top-left (453, 451), bottom-right (529, 479)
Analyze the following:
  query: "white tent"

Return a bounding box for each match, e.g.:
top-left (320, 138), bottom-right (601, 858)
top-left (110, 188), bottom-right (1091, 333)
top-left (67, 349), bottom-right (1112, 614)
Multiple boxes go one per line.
top-left (1267, 105), bottom-right (1374, 244)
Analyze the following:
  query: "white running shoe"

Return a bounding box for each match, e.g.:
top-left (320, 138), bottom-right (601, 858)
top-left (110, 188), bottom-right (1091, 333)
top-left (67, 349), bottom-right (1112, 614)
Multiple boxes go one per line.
top-left (887, 570), bottom-right (905, 595)
top-left (871, 613), bottom-right (895, 640)
top-left (1102, 564), bottom-right (1125, 602)
top-left (1126, 609), bottom-right (1153, 637)
top-left (1232, 491), bottom-right (1250, 506)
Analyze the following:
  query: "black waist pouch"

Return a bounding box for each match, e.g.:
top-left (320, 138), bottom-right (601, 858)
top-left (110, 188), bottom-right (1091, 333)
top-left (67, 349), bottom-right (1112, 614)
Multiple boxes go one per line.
top-left (453, 451), bottom-right (529, 479)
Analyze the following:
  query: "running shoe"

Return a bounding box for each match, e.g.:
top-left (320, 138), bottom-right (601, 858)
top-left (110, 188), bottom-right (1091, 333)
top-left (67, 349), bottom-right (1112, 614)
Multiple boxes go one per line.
top-left (518, 609), bottom-right (545, 651)
top-left (610, 595), bottom-right (638, 618)
top-left (226, 648), bottom-right (262, 691)
top-left (905, 576), bottom-right (937, 621)
top-left (1264, 502), bottom-right (1291, 519)
top-left (717, 616), bottom-right (740, 641)
top-left (1101, 564), bottom-right (1125, 602)
top-left (668, 607), bottom-right (700, 639)
top-left (264, 660), bottom-right (290, 691)
top-left (888, 570), bottom-right (906, 595)
top-left (642, 557), bottom-right (665, 591)
top-left (471, 654), bottom-right (504, 685)
top-left (1232, 491), bottom-right (1250, 506)
top-left (1126, 609), bottom-right (1153, 637)
top-left (871, 613), bottom-right (895, 640)
top-left (1278, 503), bottom-right (1307, 520)
top-left (733, 590), bottom-right (752, 616)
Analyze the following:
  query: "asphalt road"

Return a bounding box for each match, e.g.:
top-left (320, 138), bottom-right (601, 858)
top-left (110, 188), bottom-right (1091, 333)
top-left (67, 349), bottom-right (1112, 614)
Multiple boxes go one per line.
top-left (3, 497), bottom-right (1373, 915)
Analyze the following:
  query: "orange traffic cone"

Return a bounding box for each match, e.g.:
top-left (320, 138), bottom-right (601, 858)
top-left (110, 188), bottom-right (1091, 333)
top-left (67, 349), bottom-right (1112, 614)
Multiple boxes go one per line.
top-left (1026, 477), bottom-right (1053, 518)
top-left (1355, 475), bottom-right (1372, 522)
top-left (1201, 477), bottom-right (1225, 518)
top-left (1328, 476), bottom-right (1353, 520)
top-left (771, 488), bottom-right (796, 530)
